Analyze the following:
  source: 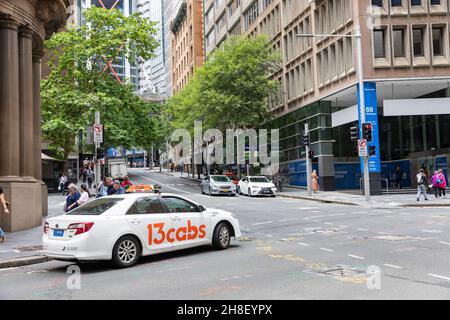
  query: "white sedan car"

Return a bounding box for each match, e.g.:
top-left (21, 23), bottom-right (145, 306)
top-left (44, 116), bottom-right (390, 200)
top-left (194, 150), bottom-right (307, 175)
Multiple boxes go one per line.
top-left (43, 193), bottom-right (241, 268)
top-left (238, 176), bottom-right (277, 197)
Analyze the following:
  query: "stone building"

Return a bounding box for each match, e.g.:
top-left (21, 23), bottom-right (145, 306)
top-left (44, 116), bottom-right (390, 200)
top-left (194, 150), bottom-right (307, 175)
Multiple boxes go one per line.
top-left (0, 0), bottom-right (71, 232)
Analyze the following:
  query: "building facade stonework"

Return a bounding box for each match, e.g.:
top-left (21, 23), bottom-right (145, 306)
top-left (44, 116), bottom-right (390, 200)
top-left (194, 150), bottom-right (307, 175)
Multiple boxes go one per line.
top-left (0, 0), bottom-right (71, 232)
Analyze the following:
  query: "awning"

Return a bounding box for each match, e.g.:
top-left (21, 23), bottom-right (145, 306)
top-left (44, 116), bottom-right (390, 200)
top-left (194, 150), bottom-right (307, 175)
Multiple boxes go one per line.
top-left (41, 153), bottom-right (61, 161)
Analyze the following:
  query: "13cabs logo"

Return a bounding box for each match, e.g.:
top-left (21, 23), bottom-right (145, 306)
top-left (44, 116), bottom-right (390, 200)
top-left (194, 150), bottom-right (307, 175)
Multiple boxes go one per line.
top-left (147, 220), bottom-right (206, 245)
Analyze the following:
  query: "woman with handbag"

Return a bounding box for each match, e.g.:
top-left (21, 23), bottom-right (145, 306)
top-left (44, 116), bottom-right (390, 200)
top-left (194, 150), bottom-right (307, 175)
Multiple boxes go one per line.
top-left (0, 185), bottom-right (10, 242)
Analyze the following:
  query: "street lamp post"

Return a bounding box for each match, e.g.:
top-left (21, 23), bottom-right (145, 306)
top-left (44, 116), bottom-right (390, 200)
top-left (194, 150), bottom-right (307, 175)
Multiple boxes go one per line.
top-left (296, 24), bottom-right (371, 201)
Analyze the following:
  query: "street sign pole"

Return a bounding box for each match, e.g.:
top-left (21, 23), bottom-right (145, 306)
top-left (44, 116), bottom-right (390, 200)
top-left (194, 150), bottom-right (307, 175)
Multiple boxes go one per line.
top-left (356, 25), bottom-right (371, 202)
top-left (305, 123), bottom-right (312, 196)
top-left (94, 111), bottom-right (101, 190)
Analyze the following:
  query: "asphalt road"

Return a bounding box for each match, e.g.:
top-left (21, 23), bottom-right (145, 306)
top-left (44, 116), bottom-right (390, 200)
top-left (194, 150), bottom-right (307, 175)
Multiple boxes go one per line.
top-left (1, 168), bottom-right (450, 299)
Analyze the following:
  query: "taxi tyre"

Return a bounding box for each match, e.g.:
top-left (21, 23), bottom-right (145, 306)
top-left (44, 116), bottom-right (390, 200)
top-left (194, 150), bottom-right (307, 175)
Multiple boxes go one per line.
top-left (212, 222), bottom-right (231, 250)
top-left (209, 187), bottom-right (213, 196)
top-left (112, 235), bottom-right (142, 268)
top-left (248, 188), bottom-right (252, 197)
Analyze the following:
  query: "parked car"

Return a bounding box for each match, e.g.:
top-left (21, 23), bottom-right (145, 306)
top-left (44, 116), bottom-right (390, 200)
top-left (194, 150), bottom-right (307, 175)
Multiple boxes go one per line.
top-left (201, 175), bottom-right (237, 196)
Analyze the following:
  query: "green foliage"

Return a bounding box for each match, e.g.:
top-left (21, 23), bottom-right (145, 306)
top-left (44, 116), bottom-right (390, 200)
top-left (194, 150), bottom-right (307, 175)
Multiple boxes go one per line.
top-left (167, 35), bottom-right (281, 132)
top-left (41, 6), bottom-right (165, 168)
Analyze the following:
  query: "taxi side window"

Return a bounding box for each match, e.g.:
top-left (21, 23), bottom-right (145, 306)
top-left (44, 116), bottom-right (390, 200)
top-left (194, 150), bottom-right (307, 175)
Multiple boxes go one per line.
top-left (163, 197), bottom-right (200, 213)
top-left (127, 197), bottom-right (165, 215)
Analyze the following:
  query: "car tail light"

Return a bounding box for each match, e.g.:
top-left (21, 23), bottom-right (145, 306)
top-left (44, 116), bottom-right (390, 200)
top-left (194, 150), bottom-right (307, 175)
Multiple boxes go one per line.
top-left (68, 222), bottom-right (94, 235)
top-left (44, 222), bottom-right (49, 234)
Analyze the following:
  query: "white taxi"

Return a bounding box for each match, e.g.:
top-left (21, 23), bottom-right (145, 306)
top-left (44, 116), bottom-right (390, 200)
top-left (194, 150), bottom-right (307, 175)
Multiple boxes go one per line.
top-left (43, 193), bottom-right (241, 268)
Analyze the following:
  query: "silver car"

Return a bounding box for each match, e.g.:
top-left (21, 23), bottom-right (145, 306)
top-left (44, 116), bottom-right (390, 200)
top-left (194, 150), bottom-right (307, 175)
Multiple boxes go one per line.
top-left (201, 175), bottom-right (237, 196)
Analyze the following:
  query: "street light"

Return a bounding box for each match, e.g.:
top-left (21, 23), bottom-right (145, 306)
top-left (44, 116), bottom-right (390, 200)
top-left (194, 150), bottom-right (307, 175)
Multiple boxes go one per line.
top-left (296, 24), bottom-right (371, 201)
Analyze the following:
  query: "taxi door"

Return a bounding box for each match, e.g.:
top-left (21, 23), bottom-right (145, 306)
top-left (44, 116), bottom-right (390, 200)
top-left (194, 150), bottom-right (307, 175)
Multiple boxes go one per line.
top-left (161, 196), bottom-right (211, 249)
top-left (125, 196), bottom-right (174, 254)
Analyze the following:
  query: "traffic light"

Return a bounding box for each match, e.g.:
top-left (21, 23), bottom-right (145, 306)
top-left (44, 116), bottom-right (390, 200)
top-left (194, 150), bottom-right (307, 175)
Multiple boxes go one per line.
top-left (350, 126), bottom-right (359, 142)
top-left (362, 123), bottom-right (373, 142)
top-left (308, 150), bottom-right (314, 159)
top-left (96, 147), bottom-right (104, 159)
top-left (302, 132), bottom-right (310, 147)
top-left (369, 146), bottom-right (376, 157)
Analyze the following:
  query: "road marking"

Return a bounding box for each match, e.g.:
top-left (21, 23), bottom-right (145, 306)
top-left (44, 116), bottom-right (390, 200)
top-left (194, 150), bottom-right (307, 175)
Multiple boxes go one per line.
top-left (304, 215), bottom-right (324, 220)
top-left (339, 225), bottom-right (348, 228)
top-left (138, 176), bottom-right (189, 193)
top-left (251, 221), bottom-right (273, 226)
top-left (428, 273), bottom-right (450, 282)
top-left (438, 241), bottom-right (450, 246)
top-left (348, 254), bottom-right (365, 260)
top-left (329, 213), bottom-right (347, 217)
top-left (383, 264), bottom-right (403, 269)
top-left (324, 222), bottom-right (334, 225)
top-left (278, 218), bottom-right (300, 222)
top-left (320, 248), bottom-right (334, 252)
top-left (265, 235), bottom-right (273, 238)
top-left (298, 242), bottom-right (310, 246)
top-left (358, 228), bottom-right (369, 231)
top-left (421, 229), bottom-right (443, 234)
top-left (377, 232), bottom-right (391, 235)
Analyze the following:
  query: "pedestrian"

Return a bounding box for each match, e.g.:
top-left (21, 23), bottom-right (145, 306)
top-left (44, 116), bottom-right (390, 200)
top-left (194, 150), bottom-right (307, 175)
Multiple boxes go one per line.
top-left (394, 166), bottom-right (403, 189)
top-left (86, 168), bottom-right (94, 189)
top-left (97, 177), bottom-right (110, 198)
top-left (431, 171), bottom-right (439, 198)
top-left (82, 166), bottom-right (87, 183)
top-left (110, 180), bottom-right (126, 195)
top-left (121, 176), bottom-right (133, 190)
top-left (436, 169), bottom-right (447, 198)
top-left (59, 172), bottom-right (67, 195)
top-left (0, 185), bottom-right (10, 242)
top-left (74, 184), bottom-right (91, 207)
top-left (65, 184), bottom-right (81, 212)
top-left (180, 161), bottom-right (184, 176)
top-left (416, 169), bottom-right (429, 201)
top-left (311, 170), bottom-right (319, 193)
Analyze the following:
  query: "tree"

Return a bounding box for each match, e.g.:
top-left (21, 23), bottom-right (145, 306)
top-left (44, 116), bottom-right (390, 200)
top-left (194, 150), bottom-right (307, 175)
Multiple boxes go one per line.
top-left (167, 35), bottom-right (281, 132)
top-left (42, 6), bottom-right (159, 173)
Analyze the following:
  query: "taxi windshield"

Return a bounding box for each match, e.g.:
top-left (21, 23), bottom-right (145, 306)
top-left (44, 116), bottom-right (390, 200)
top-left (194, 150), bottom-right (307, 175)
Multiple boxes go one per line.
top-left (211, 176), bottom-right (230, 182)
top-left (67, 198), bottom-right (125, 215)
top-left (250, 177), bottom-right (270, 183)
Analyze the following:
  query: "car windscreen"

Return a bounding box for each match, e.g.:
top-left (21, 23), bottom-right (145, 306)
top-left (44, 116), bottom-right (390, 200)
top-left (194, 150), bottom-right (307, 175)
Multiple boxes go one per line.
top-left (249, 177), bottom-right (270, 183)
top-left (211, 176), bottom-right (230, 182)
top-left (66, 198), bottom-right (125, 215)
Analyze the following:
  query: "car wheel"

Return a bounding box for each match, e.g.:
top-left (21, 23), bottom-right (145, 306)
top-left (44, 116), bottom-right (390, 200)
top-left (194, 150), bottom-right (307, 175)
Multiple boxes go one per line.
top-left (237, 186), bottom-right (241, 195)
top-left (209, 187), bottom-right (213, 196)
top-left (248, 188), bottom-right (252, 197)
top-left (212, 222), bottom-right (231, 250)
top-left (112, 235), bottom-right (141, 268)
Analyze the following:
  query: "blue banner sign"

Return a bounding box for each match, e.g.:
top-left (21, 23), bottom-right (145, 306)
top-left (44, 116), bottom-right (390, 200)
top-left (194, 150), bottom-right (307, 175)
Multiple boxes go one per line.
top-left (357, 82), bottom-right (381, 174)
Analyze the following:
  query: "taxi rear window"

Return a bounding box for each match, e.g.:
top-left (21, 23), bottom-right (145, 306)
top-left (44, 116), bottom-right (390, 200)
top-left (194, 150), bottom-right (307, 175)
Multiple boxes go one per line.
top-left (67, 198), bottom-right (125, 215)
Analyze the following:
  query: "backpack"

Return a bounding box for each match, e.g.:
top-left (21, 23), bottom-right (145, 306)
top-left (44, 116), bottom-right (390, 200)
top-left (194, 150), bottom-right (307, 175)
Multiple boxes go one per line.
top-left (436, 177), bottom-right (442, 185)
top-left (417, 173), bottom-right (424, 184)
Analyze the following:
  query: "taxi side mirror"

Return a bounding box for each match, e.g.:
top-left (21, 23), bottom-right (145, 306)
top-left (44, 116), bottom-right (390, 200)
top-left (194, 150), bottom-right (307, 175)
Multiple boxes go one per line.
top-left (198, 205), bottom-right (206, 212)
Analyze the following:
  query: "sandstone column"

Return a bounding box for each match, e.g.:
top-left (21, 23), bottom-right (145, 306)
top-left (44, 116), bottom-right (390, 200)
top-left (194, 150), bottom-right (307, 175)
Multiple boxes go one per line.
top-left (32, 47), bottom-right (43, 181)
top-left (0, 17), bottom-right (20, 178)
top-left (18, 26), bottom-right (35, 180)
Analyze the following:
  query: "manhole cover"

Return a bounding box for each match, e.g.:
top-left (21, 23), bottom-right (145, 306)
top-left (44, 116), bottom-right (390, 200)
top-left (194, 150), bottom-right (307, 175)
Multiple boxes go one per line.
top-left (319, 266), bottom-right (366, 277)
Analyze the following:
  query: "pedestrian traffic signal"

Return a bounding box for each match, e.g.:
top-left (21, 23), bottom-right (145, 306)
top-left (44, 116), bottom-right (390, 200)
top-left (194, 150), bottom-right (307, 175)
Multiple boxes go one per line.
top-left (369, 146), bottom-right (376, 156)
top-left (302, 132), bottom-right (310, 147)
top-left (308, 150), bottom-right (314, 159)
top-left (350, 126), bottom-right (359, 142)
top-left (96, 147), bottom-right (104, 159)
top-left (362, 123), bottom-right (373, 142)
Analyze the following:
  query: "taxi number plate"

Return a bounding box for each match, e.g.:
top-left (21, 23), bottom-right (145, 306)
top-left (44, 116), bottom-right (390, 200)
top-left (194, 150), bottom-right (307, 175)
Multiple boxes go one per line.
top-left (53, 229), bottom-right (64, 237)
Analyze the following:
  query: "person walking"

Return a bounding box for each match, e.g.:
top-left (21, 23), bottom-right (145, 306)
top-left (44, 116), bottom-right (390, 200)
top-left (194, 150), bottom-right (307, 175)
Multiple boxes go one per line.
top-left (121, 176), bottom-right (133, 190)
top-left (436, 169), bottom-right (447, 198)
top-left (394, 166), bottom-right (403, 189)
top-left (431, 171), bottom-right (440, 198)
top-left (86, 168), bottom-right (94, 189)
top-left (76, 184), bottom-right (91, 207)
top-left (311, 170), bottom-right (319, 193)
top-left (0, 185), bottom-right (10, 242)
top-left (65, 184), bottom-right (81, 212)
top-left (416, 169), bottom-right (429, 201)
top-left (59, 172), bottom-right (67, 195)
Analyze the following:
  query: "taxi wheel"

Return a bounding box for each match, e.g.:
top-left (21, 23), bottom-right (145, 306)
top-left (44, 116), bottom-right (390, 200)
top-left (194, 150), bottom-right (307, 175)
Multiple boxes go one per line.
top-left (112, 236), bottom-right (141, 268)
top-left (212, 222), bottom-right (231, 250)
top-left (248, 188), bottom-right (252, 197)
top-left (209, 187), bottom-right (213, 196)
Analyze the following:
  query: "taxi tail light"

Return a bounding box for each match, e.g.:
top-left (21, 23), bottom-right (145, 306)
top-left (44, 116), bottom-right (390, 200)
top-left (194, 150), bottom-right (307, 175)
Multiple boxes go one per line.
top-left (44, 222), bottom-right (49, 234)
top-left (68, 222), bottom-right (94, 235)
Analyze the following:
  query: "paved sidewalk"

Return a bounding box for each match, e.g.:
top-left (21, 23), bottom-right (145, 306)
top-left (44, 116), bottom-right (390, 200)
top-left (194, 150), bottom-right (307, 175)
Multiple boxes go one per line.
top-left (1, 193), bottom-right (69, 268)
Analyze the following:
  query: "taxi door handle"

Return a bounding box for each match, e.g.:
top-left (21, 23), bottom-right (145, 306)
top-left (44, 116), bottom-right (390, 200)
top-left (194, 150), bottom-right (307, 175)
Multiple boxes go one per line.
top-left (130, 218), bottom-right (141, 224)
top-left (172, 217), bottom-right (181, 222)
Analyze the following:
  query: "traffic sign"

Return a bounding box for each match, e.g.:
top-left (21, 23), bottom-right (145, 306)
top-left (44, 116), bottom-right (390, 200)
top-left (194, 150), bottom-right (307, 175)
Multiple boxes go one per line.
top-left (94, 124), bottom-right (103, 143)
top-left (358, 139), bottom-right (368, 157)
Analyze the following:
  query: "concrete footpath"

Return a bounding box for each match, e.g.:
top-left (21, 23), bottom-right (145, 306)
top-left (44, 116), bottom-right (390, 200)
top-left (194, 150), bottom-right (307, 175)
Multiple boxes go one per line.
top-left (161, 169), bottom-right (450, 208)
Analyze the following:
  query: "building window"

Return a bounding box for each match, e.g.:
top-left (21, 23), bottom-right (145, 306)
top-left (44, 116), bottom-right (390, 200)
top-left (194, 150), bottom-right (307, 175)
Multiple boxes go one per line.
top-left (432, 26), bottom-right (444, 56)
top-left (393, 28), bottom-right (405, 57)
top-left (373, 29), bottom-right (386, 58)
top-left (412, 27), bottom-right (424, 57)
top-left (430, 0), bottom-right (441, 4)
top-left (372, 0), bottom-right (383, 6)
top-left (391, 0), bottom-right (402, 6)
top-left (410, 0), bottom-right (421, 5)
top-left (244, 1), bottom-right (259, 30)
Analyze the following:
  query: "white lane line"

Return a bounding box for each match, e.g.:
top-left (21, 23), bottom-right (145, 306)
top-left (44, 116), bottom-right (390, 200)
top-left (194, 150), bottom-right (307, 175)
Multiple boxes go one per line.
top-left (298, 242), bottom-right (310, 246)
top-left (320, 248), bottom-right (334, 252)
top-left (251, 221), bottom-right (273, 226)
top-left (421, 229), bottom-right (443, 234)
top-left (339, 225), bottom-right (348, 228)
top-left (348, 254), bottom-right (365, 260)
top-left (428, 273), bottom-right (450, 282)
top-left (329, 213), bottom-right (347, 217)
top-left (438, 241), bottom-right (450, 246)
top-left (377, 232), bottom-right (391, 235)
top-left (383, 264), bottom-right (403, 269)
top-left (139, 176), bottom-right (189, 193)
top-left (265, 235), bottom-right (273, 238)
top-left (324, 222), bottom-right (334, 226)
top-left (304, 215), bottom-right (324, 220)
top-left (278, 218), bottom-right (300, 222)
top-left (358, 228), bottom-right (369, 231)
